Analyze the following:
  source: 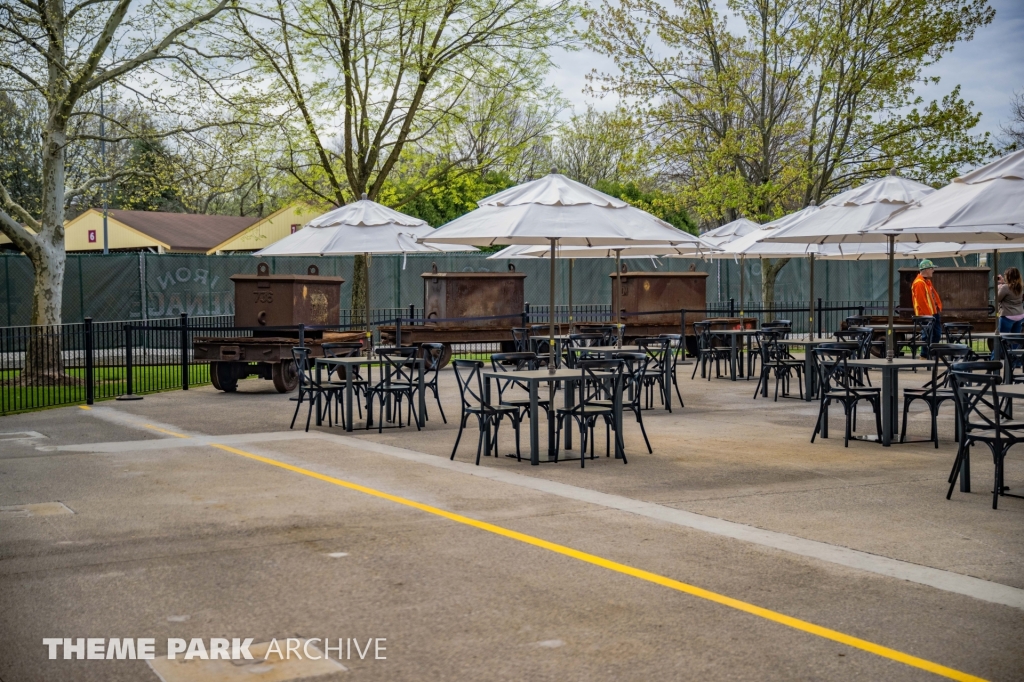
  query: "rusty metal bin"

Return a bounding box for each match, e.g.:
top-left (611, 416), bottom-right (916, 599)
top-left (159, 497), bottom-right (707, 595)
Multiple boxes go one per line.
top-left (231, 262), bottom-right (344, 331)
top-left (422, 265), bottom-right (526, 328)
top-left (611, 270), bottom-right (709, 332)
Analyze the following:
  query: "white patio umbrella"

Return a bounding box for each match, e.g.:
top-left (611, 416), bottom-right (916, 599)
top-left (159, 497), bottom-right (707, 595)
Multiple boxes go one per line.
top-left (756, 176), bottom-right (936, 343)
top-left (489, 241), bottom-right (717, 329)
top-left (772, 152), bottom-right (1024, 353)
top-left (255, 195), bottom-right (475, 351)
top-left (422, 172), bottom-right (703, 366)
top-left (700, 218), bottom-right (761, 248)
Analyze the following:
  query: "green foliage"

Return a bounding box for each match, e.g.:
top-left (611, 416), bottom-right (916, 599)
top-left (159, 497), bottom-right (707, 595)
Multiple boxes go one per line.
top-left (0, 93), bottom-right (43, 219)
top-left (594, 180), bottom-right (697, 234)
top-left (112, 138), bottom-right (185, 212)
top-left (380, 170), bottom-right (515, 228)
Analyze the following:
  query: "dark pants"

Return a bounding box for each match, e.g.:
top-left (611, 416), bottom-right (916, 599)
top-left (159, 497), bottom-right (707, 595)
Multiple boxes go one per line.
top-left (922, 314), bottom-right (942, 357)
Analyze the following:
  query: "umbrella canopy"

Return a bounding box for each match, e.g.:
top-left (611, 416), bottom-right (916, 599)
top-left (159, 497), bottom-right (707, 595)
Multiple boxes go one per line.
top-left (762, 176), bottom-right (935, 245)
top-left (700, 218), bottom-right (760, 248)
top-left (488, 242), bottom-right (716, 259)
top-left (255, 198), bottom-right (475, 256)
top-left (860, 149), bottom-right (1024, 243)
top-left (421, 173), bottom-right (701, 247)
top-left (718, 206), bottom-right (821, 258)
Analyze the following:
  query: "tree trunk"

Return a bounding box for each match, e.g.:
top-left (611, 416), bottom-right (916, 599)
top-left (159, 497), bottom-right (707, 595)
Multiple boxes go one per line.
top-left (21, 127), bottom-right (72, 386)
top-left (760, 257), bottom-right (790, 305)
top-left (351, 254), bottom-right (368, 326)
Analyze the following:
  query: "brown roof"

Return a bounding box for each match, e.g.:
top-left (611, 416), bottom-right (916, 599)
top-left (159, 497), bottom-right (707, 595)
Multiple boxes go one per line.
top-left (108, 210), bottom-right (261, 252)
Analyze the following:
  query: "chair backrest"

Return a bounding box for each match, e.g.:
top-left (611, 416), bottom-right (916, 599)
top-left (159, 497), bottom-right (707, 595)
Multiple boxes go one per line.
top-left (659, 333), bottom-right (684, 361)
top-left (613, 352), bottom-right (648, 405)
top-left (912, 316), bottom-right (936, 346)
top-left (950, 368), bottom-right (1005, 436)
top-left (376, 346), bottom-right (418, 385)
top-left (812, 345), bottom-right (856, 397)
top-left (511, 327), bottom-right (530, 353)
top-left (577, 358), bottom-right (624, 408)
top-left (943, 322), bottom-right (973, 345)
top-left (564, 346), bottom-right (594, 369)
top-left (530, 324), bottom-right (560, 337)
top-left (569, 333), bottom-right (606, 348)
top-left (754, 330), bottom-right (783, 362)
top-left (489, 352), bottom-right (537, 400)
top-left (693, 321), bottom-right (717, 351)
top-left (923, 343), bottom-right (971, 393)
top-left (833, 329), bottom-right (871, 358)
top-left (291, 346), bottom-right (315, 388)
top-left (845, 315), bottom-right (870, 328)
top-left (636, 337), bottom-right (670, 373)
top-left (451, 359), bottom-right (485, 410)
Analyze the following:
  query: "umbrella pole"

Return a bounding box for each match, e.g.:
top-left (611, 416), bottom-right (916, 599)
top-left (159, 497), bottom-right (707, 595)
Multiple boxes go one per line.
top-left (887, 236), bottom-right (894, 361)
top-left (739, 257), bottom-right (745, 318)
top-left (808, 253), bottom-right (814, 339)
top-left (549, 238), bottom-right (557, 375)
top-left (568, 258), bottom-right (574, 333)
top-left (994, 249), bottom-right (1000, 302)
top-left (616, 249), bottom-right (623, 349)
top-left (365, 252), bottom-right (372, 358)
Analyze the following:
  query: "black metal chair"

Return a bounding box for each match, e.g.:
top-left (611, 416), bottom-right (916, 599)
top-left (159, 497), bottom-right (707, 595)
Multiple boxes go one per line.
top-left (450, 359), bottom-right (521, 464)
top-left (636, 337), bottom-right (672, 410)
top-left (613, 351), bottom-right (653, 453)
top-left (949, 363), bottom-right (1024, 509)
top-left (753, 330), bottom-right (803, 401)
top-left (659, 333), bottom-right (688, 406)
top-left (554, 359), bottom-right (626, 467)
top-left (999, 333), bottom-right (1024, 383)
top-left (419, 342), bottom-right (448, 424)
top-left (321, 342), bottom-right (367, 428)
top-left (489, 352), bottom-right (549, 427)
top-left (811, 345), bottom-right (882, 447)
top-left (691, 321), bottom-right (731, 380)
top-left (366, 347), bottom-right (421, 433)
top-left (566, 333), bottom-right (606, 368)
top-left (908, 315), bottom-right (937, 358)
top-left (764, 319), bottom-right (792, 330)
top-left (845, 315), bottom-right (871, 328)
top-left (511, 327), bottom-right (531, 353)
top-left (943, 322), bottom-right (974, 347)
top-left (289, 347), bottom-right (341, 432)
top-left (900, 343), bottom-right (970, 447)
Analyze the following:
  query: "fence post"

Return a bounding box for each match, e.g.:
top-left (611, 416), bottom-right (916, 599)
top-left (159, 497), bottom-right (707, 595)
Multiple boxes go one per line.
top-left (117, 323), bottom-right (142, 401)
top-left (408, 303), bottom-right (415, 324)
top-left (816, 298), bottom-right (823, 338)
top-left (84, 317), bottom-right (94, 405)
top-left (523, 302), bottom-right (530, 326)
top-left (299, 324), bottom-right (305, 348)
top-left (395, 314), bottom-right (402, 348)
top-left (729, 298), bottom-right (735, 317)
top-left (179, 313), bottom-right (189, 391)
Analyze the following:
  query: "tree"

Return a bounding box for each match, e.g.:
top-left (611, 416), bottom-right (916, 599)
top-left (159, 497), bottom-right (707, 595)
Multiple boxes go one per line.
top-left (0, 0), bottom-right (233, 383)
top-left (595, 180), bottom-right (696, 233)
top-left (1003, 91), bottom-right (1024, 150)
top-left (553, 106), bottom-right (649, 186)
top-left (585, 0), bottom-right (995, 303)
top-left (218, 0), bottom-right (574, 320)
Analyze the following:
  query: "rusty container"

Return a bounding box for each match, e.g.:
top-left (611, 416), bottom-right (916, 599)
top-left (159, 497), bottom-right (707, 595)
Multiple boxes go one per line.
top-left (611, 270), bottom-right (709, 326)
top-left (422, 265), bottom-right (526, 329)
top-left (898, 267), bottom-right (991, 327)
top-left (231, 262), bottom-right (344, 328)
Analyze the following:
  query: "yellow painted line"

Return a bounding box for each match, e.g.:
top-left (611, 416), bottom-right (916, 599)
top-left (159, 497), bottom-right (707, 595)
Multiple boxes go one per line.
top-left (145, 425), bottom-right (189, 439)
top-left (211, 443), bottom-right (986, 682)
top-left (78, 405), bottom-right (91, 410)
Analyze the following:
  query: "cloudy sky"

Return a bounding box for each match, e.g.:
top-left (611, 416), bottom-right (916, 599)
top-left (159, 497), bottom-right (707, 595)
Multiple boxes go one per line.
top-left (546, 0), bottom-right (1024, 140)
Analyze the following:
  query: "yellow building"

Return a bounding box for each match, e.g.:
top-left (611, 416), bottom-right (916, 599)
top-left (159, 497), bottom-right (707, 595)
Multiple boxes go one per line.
top-left (207, 203), bottom-right (325, 254)
top-left (0, 204), bottom-right (325, 253)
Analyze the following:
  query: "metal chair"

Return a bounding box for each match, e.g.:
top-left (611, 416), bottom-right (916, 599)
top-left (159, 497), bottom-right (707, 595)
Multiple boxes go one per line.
top-left (554, 359), bottom-right (626, 467)
top-left (943, 322), bottom-right (974, 347)
top-left (419, 342), bottom-right (448, 424)
top-left (450, 359), bottom-right (521, 464)
top-left (366, 347), bottom-right (421, 433)
top-left (613, 352), bottom-right (653, 453)
top-left (659, 333), bottom-right (688, 406)
top-left (321, 341), bottom-right (366, 427)
top-left (949, 363), bottom-right (1024, 509)
top-left (691, 321), bottom-right (731, 380)
top-left (289, 347), bottom-right (341, 432)
top-left (900, 344), bottom-right (970, 447)
top-left (511, 327), bottom-right (531, 353)
top-left (753, 330), bottom-right (803, 401)
top-left (811, 345), bottom-right (882, 447)
top-left (636, 337), bottom-right (672, 410)
top-left (489, 352), bottom-right (549, 427)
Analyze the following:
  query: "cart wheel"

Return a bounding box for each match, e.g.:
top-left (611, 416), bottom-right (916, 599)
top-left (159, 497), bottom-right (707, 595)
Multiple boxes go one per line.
top-left (434, 344), bottom-right (453, 370)
top-left (211, 361), bottom-right (238, 392)
top-left (272, 360), bottom-right (299, 393)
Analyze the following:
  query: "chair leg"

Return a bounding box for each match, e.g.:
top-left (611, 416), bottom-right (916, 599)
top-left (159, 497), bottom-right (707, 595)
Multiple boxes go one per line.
top-left (450, 413), bottom-right (467, 460)
top-left (900, 397), bottom-right (911, 443)
top-left (474, 417), bottom-right (486, 466)
top-left (873, 397), bottom-right (882, 442)
top-left (811, 401), bottom-right (826, 443)
top-left (930, 402), bottom-right (939, 448)
top-left (635, 408), bottom-right (652, 453)
top-left (290, 389), bottom-right (304, 429)
top-left (434, 387), bottom-right (447, 424)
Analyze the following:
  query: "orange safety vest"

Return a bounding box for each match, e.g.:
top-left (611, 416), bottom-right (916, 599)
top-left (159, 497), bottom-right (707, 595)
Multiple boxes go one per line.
top-left (911, 274), bottom-right (942, 316)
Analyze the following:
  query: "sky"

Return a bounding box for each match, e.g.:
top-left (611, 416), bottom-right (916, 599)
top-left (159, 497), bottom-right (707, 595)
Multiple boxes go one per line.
top-left (546, 0), bottom-right (1024, 141)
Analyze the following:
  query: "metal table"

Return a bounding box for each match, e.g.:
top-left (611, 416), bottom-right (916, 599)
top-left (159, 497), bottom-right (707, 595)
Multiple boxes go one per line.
top-left (845, 357), bottom-right (933, 446)
top-left (482, 368), bottom-right (623, 465)
top-left (775, 339), bottom-right (833, 401)
top-left (583, 345), bottom-right (676, 411)
top-left (957, 383), bottom-right (1024, 493)
top-left (315, 357), bottom-right (425, 431)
